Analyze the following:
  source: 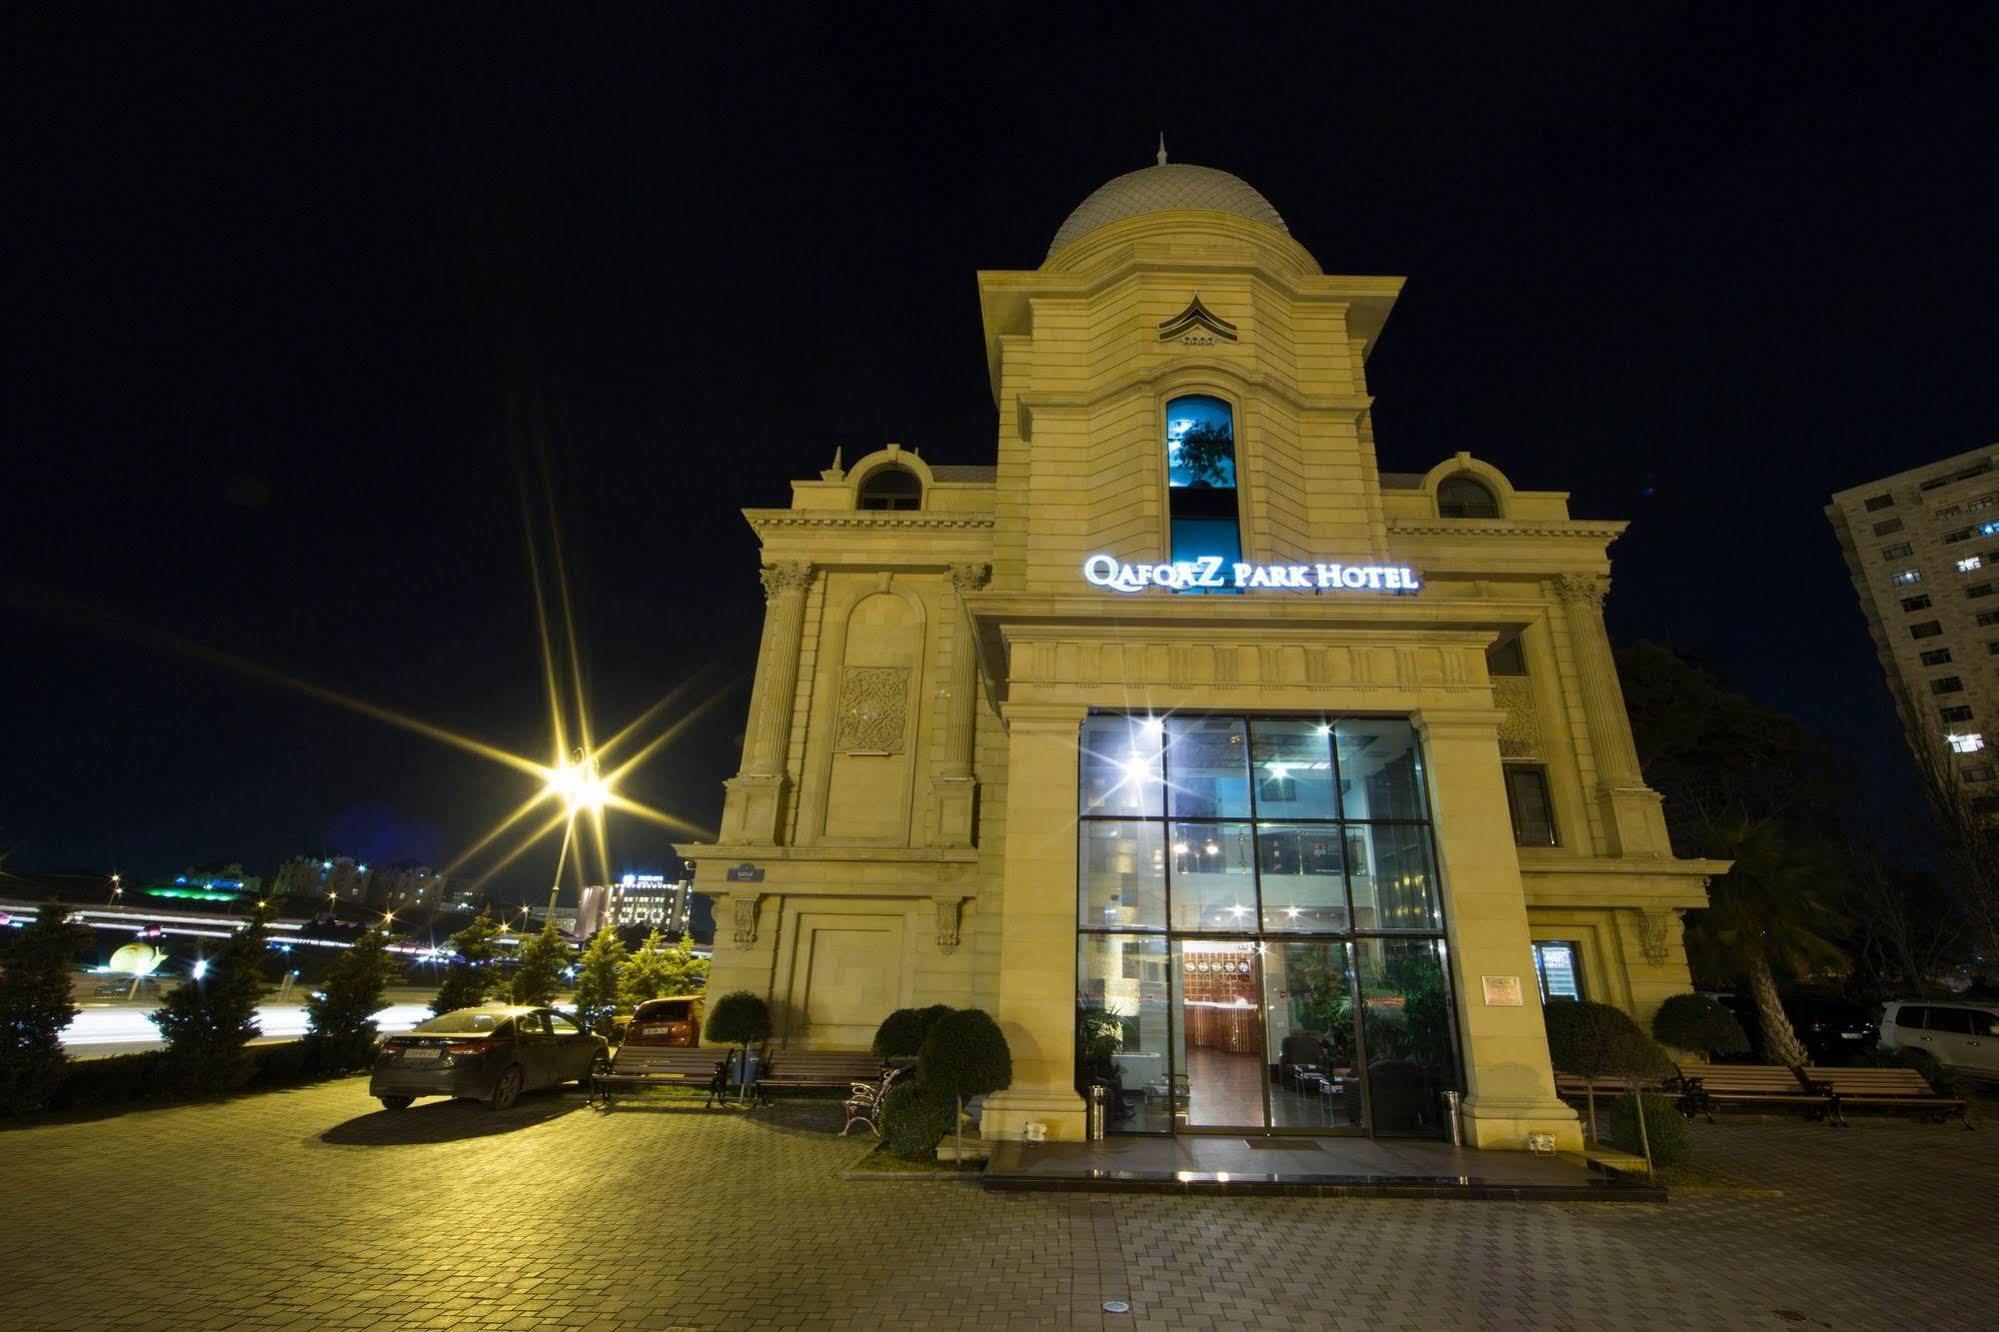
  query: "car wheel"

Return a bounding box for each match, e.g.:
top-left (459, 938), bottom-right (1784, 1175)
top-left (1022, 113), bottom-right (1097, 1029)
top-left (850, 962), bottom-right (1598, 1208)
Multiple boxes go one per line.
top-left (378, 1095), bottom-right (414, 1111)
top-left (582, 1051), bottom-right (611, 1089)
top-left (488, 1065), bottom-right (524, 1111)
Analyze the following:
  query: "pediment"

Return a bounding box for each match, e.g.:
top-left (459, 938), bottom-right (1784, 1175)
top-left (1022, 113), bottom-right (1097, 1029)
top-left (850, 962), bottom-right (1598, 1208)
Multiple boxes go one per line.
top-left (1158, 295), bottom-right (1239, 345)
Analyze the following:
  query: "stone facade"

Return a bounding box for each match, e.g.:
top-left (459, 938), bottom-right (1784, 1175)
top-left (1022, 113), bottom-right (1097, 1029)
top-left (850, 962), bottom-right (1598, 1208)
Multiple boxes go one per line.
top-left (680, 161), bottom-right (1721, 1150)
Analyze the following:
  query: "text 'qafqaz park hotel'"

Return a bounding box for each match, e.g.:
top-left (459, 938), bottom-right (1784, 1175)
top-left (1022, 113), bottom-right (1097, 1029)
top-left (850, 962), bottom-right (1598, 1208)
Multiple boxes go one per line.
top-left (678, 155), bottom-right (1722, 1150)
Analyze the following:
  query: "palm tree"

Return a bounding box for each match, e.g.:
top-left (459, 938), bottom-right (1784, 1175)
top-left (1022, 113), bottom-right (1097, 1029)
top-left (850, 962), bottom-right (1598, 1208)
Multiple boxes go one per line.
top-left (1686, 822), bottom-right (1846, 1068)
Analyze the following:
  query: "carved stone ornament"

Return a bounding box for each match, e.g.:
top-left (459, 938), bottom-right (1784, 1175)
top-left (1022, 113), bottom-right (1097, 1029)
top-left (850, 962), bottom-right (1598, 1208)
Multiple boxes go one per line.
top-left (1552, 572), bottom-right (1608, 609)
top-left (933, 897), bottom-right (964, 953)
top-left (1157, 295), bottom-right (1239, 344)
top-left (759, 561), bottom-right (814, 600)
top-left (835, 666), bottom-right (910, 753)
top-left (948, 562), bottom-right (992, 596)
top-left (1493, 676), bottom-right (1541, 758)
top-left (732, 896), bottom-right (760, 947)
top-left (1636, 910), bottom-right (1673, 965)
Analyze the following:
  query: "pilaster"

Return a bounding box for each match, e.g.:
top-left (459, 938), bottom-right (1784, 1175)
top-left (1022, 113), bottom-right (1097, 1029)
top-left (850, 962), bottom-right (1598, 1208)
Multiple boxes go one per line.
top-left (978, 701), bottom-right (1089, 1142)
top-left (722, 561), bottom-right (813, 845)
top-left (931, 563), bottom-right (989, 847)
top-left (1553, 574), bottom-right (1671, 858)
top-left (1413, 706), bottom-right (1583, 1151)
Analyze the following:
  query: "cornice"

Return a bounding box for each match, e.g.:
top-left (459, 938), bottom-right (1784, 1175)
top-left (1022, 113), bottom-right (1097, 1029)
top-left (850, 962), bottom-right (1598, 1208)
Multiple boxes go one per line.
top-left (1387, 520), bottom-right (1627, 541)
top-left (745, 510), bottom-right (996, 534)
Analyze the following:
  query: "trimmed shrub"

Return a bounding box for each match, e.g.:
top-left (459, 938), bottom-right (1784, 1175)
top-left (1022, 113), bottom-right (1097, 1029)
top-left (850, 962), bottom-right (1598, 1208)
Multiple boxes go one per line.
top-left (1544, 1000), bottom-right (1674, 1081)
top-left (919, 1008), bottom-right (1013, 1103)
top-left (874, 1005), bottom-right (954, 1059)
top-left (704, 990), bottom-right (772, 1048)
top-left (1652, 994), bottom-right (1749, 1059)
top-left (1607, 1091), bottom-right (1693, 1166)
top-left (879, 1078), bottom-right (957, 1158)
top-left (51, 1051), bottom-right (169, 1110)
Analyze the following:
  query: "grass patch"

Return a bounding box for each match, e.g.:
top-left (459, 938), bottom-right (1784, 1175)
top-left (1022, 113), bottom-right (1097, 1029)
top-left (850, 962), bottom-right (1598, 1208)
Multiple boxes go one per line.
top-left (844, 1145), bottom-right (983, 1178)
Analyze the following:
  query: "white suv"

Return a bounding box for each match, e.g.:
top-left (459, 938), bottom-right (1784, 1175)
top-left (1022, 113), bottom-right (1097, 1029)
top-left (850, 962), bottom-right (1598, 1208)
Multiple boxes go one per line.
top-left (1879, 1001), bottom-right (1999, 1080)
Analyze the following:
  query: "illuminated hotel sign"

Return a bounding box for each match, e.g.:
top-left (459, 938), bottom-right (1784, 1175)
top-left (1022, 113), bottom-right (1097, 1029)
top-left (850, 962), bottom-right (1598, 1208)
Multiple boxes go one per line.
top-left (1082, 554), bottom-right (1421, 594)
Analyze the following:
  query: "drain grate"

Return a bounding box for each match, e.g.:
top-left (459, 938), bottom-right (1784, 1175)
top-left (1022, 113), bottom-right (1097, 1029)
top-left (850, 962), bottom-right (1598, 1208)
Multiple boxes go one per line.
top-left (1244, 1139), bottom-right (1324, 1150)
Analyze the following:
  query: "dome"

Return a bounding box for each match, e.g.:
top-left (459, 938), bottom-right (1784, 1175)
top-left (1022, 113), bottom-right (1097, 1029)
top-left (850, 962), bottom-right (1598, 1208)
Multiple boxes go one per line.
top-left (1046, 161), bottom-right (1289, 262)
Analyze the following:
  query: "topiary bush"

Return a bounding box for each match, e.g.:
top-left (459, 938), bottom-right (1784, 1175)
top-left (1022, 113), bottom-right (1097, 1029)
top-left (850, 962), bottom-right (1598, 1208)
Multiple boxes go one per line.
top-left (1607, 1091), bottom-right (1693, 1166)
top-left (1651, 994), bottom-right (1749, 1059)
top-left (704, 990), bottom-right (772, 1101)
top-left (1544, 1000), bottom-right (1674, 1081)
top-left (879, 1078), bottom-right (957, 1158)
top-left (873, 1006), bottom-right (953, 1060)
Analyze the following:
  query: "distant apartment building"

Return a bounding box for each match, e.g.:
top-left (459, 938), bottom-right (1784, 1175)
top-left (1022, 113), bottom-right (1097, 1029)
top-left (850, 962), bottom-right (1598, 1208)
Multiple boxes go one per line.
top-left (576, 872), bottom-right (698, 938)
top-left (1828, 445), bottom-right (1999, 797)
top-left (269, 855), bottom-right (470, 911)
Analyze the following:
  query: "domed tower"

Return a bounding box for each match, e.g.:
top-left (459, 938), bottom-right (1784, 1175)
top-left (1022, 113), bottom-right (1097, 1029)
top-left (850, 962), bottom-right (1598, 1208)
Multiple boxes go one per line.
top-left (977, 147), bottom-right (1404, 593)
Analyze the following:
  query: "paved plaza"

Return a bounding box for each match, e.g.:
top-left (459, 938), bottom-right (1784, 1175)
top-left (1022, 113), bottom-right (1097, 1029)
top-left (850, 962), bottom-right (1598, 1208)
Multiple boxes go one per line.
top-left (2, 1078), bottom-right (1994, 1331)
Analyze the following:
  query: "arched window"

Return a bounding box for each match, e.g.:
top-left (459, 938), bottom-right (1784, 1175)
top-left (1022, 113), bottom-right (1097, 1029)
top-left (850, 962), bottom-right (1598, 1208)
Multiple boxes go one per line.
top-left (857, 465), bottom-right (922, 511)
top-left (1165, 395), bottom-right (1240, 591)
top-left (1437, 474), bottom-right (1499, 518)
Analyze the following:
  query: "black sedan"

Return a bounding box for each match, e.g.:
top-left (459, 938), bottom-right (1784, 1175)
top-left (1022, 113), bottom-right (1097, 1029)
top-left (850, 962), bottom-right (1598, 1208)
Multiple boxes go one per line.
top-left (371, 1005), bottom-right (609, 1110)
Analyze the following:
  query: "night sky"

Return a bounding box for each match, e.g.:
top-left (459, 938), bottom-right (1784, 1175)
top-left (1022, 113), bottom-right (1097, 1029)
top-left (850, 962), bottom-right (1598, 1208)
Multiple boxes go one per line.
top-left (8, 5), bottom-right (1997, 901)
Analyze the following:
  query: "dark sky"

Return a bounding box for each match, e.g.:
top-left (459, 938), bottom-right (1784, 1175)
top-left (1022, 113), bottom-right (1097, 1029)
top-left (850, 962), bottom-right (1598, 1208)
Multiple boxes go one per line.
top-left (7, 4), bottom-right (1997, 900)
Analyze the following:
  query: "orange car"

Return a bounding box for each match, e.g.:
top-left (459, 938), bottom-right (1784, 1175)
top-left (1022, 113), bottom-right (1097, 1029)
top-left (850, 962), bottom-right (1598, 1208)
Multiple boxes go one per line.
top-left (619, 995), bottom-right (704, 1047)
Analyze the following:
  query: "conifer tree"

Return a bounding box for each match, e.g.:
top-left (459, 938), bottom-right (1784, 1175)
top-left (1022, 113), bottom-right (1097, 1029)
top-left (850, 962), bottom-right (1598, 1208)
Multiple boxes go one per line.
top-left (151, 899), bottom-right (276, 1093)
top-left (570, 925), bottom-right (629, 1036)
top-left (431, 909), bottom-right (503, 1014)
top-left (509, 920), bottom-right (571, 1005)
top-left (0, 901), bottom-right (90, 1114)
top-left (303, 925), bottom-right (400, 1070)
top-left (620, 927), bottom-right (707, 1006)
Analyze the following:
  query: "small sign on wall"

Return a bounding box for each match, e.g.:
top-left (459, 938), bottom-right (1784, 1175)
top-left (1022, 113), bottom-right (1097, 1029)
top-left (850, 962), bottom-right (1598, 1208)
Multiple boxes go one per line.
top-left (724, 863), bottom-right (765, 884)
top-left (1481, 975), bottom-right (1525, 1007)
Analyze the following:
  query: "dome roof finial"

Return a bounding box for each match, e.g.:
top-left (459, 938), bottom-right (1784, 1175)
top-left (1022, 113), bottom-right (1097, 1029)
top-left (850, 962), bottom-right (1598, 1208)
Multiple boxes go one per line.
top-left (1156, 133), bottom-right (1167, 167)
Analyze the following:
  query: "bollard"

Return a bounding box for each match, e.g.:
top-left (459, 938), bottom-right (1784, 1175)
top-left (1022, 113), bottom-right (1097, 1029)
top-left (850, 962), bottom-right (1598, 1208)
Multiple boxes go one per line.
top-left (1442, 1089), bottom-right (1463, 1147)
top-left (1086, 1084), bottom-right (1107, 1140)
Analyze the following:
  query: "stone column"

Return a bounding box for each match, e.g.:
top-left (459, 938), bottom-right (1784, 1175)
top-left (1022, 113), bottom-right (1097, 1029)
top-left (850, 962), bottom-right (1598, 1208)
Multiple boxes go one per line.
top-left (1553, 573), bottom-right (1670, 856)
top-left (721, 561), bottom-right (812, 844)
top-left (1414, 707), bottom-right (1583, 1151)
top-left (932, 563), bottom-right (989, 846)
top-left (978, 701), bottom-right (1089, 1142)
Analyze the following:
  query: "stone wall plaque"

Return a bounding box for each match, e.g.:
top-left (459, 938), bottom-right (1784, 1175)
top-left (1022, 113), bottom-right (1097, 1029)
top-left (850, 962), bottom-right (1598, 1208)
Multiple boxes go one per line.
top-left (1481, 975), bottom-right (1525, 1007)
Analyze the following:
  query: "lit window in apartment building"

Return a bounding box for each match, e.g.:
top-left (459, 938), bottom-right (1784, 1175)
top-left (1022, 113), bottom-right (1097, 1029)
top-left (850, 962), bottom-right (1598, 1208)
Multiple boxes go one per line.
top-left (1873, 517), bottom-right (1905, 536)
top-left (1932, 677), bottom-right (1965, 695)
top-left (1941, 705), bottom-right (1975, 723)
top-left (1902, 595), bottom-right (1934, 612)
top-left (1891, 569), bottom-right (1924, 586)
top-left (1911, 620), bottom-right (1943, 639)
top-left (1982, 521), bottom-right (1999, 537)
top-left (1921, 648), bottom-right (1954, 666)
top-left (1864, 493), bottom-right (1895, 511)
top-left (1958, 556), bottom-right (1985, 573)
top-left (1947, 733), bottom-right (1986, 754)
top-left (1883, 542), bottom-right (1915, 560)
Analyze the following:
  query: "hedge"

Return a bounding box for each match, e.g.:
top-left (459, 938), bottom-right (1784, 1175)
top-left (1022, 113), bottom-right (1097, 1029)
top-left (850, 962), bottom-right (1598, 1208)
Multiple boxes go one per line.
top-left (40, 1038), bottom-right (375, 1117)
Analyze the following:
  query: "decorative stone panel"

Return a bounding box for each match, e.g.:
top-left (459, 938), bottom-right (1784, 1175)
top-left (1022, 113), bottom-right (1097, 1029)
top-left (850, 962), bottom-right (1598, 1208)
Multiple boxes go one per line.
top-left (834, 666), bottom-right (909, 754)
top-left (1493, 676), bottom-right (1541, 758)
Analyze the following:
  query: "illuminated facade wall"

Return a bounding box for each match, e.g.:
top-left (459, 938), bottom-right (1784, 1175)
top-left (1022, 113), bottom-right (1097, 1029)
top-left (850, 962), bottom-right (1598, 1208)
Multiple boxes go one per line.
top-left (680, 159), bottom-right (1720, 1148)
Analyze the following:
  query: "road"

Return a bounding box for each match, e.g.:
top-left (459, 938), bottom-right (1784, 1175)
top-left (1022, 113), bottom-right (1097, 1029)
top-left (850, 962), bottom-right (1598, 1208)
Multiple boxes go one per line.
top-left (62, 996), bottom-right (434, 1057)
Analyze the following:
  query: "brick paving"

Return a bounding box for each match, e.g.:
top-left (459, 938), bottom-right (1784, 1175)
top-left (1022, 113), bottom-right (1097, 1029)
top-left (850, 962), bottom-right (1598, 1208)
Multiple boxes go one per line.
top-left (1, 1077), bottom-right (1995, 1330)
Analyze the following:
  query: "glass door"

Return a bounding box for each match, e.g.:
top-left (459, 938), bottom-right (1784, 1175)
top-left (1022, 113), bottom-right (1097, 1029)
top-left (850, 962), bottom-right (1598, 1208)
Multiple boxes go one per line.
top-left (1172, 940), bottom-right (1267, 1129)
top-left (1263, 940), bottom-right (1366, 1131)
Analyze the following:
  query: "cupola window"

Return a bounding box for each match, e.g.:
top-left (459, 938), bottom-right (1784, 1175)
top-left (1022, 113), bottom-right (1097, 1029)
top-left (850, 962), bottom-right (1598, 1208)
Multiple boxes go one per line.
top-left (1437, 474), bottom-right (1500, 519)
top-left (857, 465), bottom-right (922, 511)
top-left (1164, 395), bottom-right (1241, 591)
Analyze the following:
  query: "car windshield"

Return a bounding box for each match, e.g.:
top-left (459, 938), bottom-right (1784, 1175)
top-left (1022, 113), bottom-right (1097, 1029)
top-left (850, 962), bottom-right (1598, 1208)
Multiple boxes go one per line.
top-left (411, 1009), bottom-right (512, 1035)
top-left (635, 1001), bottom-right (692, 1020)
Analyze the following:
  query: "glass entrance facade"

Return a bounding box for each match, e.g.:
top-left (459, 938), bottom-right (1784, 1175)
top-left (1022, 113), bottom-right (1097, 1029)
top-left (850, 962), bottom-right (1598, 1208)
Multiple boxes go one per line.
top-left (1076, 713), bottom-right (1463, 1137)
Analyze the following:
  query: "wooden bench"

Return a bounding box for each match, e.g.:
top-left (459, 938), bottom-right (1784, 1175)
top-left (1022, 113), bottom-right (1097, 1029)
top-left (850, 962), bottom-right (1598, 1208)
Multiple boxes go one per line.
top-left (750, 1050), bottom-right (891, 1108)
top-left (1803, 1065), bottom-right (1971, 1129)
top-left (592, 1045), bottom-right (731, 1108)
top-left (1675, 1062), bottom-right (1834, 1123)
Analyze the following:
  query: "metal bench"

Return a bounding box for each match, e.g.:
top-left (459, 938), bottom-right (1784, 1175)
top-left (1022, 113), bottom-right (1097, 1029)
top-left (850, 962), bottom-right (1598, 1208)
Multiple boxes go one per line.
top-left (841, 1062), bottom-right (912, 1137)
top-left (751, 1050), bottom-right (890, 1108)
top-left (1803, 1065), bottom-right (1971, 1129)
top-left (592, 1045), bottom-right (730, 1108)
top-left (1675, 1061), bottom-right (1834, 1123)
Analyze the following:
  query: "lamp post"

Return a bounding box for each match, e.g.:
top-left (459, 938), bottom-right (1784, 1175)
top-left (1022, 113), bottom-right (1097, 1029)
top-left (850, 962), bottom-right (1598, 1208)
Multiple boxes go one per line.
top-left (108, 873), bottom-right (121, 905)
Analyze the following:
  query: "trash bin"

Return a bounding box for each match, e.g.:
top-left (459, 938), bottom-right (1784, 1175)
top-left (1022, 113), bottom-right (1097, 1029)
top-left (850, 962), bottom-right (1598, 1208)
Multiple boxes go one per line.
top-left (1442, 1089), bottom-right (1463, 1146)
top-left (1086, 1084), bottom-right (1107, 1140)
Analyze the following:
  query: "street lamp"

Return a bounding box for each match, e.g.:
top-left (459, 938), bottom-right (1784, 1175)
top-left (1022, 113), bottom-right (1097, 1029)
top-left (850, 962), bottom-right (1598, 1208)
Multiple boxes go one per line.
top-left (109, 873), bottom-right (121, 904)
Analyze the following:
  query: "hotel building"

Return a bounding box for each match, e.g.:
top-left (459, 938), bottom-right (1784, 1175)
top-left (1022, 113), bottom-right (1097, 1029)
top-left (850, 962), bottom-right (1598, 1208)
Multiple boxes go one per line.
top-left (679, 157), bottom-right (1722, 1149)
top-left (1828, 446), bottom-right (1999, 794)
